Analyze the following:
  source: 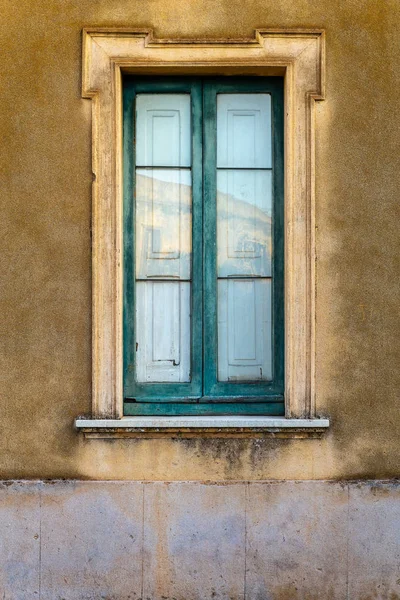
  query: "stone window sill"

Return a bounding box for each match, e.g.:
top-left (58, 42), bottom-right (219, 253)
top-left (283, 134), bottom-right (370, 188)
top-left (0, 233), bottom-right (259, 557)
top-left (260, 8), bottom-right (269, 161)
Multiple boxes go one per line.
top-left (75, 416), bottom-right (330, 438)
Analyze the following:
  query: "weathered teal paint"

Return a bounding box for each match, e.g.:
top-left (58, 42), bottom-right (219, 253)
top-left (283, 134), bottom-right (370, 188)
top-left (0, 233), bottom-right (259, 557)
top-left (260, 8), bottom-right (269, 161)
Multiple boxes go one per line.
top-left (123, 77), bottom-right (284, 416)
top-left (124, 401), bottom-right (284, 416)
top-left (123, 82), bottom-right (136, 400)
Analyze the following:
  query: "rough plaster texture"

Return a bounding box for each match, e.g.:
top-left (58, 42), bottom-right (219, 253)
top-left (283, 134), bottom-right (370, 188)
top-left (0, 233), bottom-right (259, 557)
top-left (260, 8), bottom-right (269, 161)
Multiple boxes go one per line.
top-left (1, 480), bottom-right (400, 599)
top-left (1, 0), bottom-right (400, 481)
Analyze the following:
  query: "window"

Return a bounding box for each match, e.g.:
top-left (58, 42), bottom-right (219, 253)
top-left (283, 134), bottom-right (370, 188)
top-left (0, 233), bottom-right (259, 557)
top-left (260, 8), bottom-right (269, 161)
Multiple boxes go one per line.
top-left (76, 29), bottom-right (329, 434)
top-left (123, 77), bottom-right (284, 416)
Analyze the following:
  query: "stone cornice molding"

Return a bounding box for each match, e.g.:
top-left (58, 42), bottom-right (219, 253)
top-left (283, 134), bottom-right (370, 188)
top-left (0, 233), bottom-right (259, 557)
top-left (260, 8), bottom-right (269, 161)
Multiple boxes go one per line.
top-left (81, 28), bottom-right (326, 423)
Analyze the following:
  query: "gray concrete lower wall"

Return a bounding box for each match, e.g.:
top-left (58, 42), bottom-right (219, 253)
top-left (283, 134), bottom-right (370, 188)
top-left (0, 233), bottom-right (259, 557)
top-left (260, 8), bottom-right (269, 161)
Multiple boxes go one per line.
top-left (1, 480), bottom-right (399, 600)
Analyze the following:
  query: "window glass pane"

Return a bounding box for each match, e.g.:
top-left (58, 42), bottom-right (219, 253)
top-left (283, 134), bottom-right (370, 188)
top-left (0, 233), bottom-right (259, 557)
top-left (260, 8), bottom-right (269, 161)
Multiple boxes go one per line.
top-left (216, 93), bottom-right (273, 382)
top-left (218, 279), bottom-right (272, 381)
top-left (136, 94), bottom-right (191, 166)
top-left (217, 169), bottom-right (272, 277)
top-left (217, 94), bottom-right (271, 168)
top-left (135, 169), bottom-right (192, 280)
top-left (136, 282), bottom-right (191, 382)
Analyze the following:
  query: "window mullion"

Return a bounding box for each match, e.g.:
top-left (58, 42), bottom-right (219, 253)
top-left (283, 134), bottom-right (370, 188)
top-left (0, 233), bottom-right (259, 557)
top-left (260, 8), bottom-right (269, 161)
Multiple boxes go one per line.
top-left (202, 82), bottom-right (218, 396)
top-left (190, 80), bottom-right (204, 395)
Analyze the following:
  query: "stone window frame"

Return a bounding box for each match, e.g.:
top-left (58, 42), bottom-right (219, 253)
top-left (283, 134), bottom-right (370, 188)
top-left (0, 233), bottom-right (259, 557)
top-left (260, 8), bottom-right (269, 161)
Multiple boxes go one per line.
top-left (75, 28), bottom-right (329, 436)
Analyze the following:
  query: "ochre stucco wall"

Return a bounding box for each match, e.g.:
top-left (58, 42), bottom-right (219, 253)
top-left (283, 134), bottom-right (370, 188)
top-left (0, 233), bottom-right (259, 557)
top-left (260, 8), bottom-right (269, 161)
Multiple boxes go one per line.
top-left (1, 0), bottom-right (400, 480)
